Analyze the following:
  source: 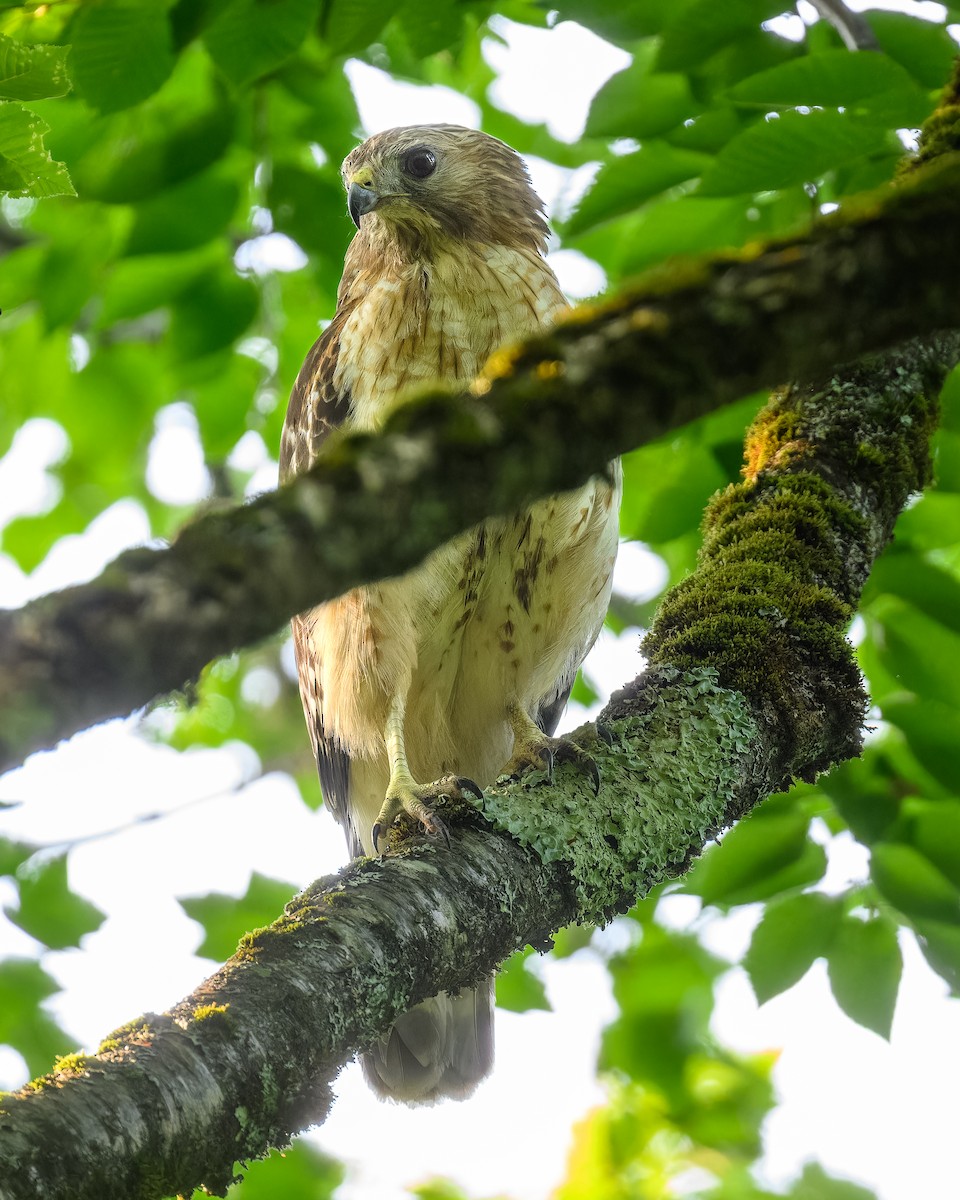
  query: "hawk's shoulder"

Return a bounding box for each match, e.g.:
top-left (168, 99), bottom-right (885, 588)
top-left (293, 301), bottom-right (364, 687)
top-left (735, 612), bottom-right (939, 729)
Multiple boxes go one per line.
top-left (280, 297), bottom-right (359, 484)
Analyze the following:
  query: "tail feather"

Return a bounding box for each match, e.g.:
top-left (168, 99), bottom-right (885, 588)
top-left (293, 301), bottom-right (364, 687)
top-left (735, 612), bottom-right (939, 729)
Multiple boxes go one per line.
top-left (361, 979), bottom-right (494, 1104)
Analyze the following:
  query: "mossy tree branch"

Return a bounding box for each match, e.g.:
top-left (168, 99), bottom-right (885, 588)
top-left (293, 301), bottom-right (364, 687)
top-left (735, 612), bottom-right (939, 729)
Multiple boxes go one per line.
top-left (2, 156), bottom-right (960, 772)
top-left (1, 335), bottom-right (954, 1200)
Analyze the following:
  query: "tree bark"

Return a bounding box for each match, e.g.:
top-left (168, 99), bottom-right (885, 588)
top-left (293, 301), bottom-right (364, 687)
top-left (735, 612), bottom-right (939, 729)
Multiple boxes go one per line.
top-left (0, 334), bottom-right (953, 1200)
top-left (1, 156), bottom-right (960, 772)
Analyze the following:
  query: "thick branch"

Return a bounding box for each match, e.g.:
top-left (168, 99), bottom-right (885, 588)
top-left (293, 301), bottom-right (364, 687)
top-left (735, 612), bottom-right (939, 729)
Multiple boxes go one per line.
top-left (1, 157), bottom-right (960, 771)
top-left (0, 335), bottom-right (951, 1200)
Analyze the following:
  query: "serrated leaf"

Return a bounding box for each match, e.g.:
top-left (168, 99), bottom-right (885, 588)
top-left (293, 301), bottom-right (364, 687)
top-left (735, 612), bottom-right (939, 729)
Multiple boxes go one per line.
top-left (495, 947), bottom-right (551, 1012)
top-left (681, 811), bottom-right (810, 906)
top-left (700, 109), bottom-right (889, 196)
top-left (827, 915), bottom-right (901, 1038)
top-left (0, 957), bottom-right (72, 1077)
top-left (727, 49), bottom-right (917, 108)
top-left (0, 33), bottom-right (71, 101)
top-left (745, 891), bottom-right (842, 1003)
top-left (871, 841), bottom-right (960, 922)
top-left (69, 0), bottom-right (175, 113)
top-left (566, 142), bottom-right (712, 236)
top-left (0, 102), bottom-right (74, 199)
top-left (179, 871), bottom-right (297, 961)
top-left (4, 854), bottom-right (105, 950)
top-left (205, 0), bottom-right (319, 87)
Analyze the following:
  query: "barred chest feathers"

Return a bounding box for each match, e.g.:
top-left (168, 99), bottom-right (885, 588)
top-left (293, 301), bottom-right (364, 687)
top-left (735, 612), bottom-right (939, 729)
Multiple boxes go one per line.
top-left (303, 237), bottom-right (621, 850)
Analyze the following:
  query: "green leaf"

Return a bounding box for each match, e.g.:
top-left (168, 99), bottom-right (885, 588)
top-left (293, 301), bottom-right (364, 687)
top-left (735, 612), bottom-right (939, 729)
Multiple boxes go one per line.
top-left (867, 10), bottom-right (959, 89)
top-left (179, 871), bottom-right (297, 961)
top-left (69, 0), bottom-right (175, 113)
top-left (98, 247), bottom-right (218, 326)
top-left (657, 0), bottom-right (786, 72)
top-left (881, 698), bottom-right (960, 794)
top-left (905, 801), bottom-right (960, 890)
top-left (70, 48), bottom-right (236, 203)
top-left (0, 102), bottom-right (74, 198)
top-left (790, 1162), bottom-right (880, 1200)
top-left (586, 64), bottom-right (698, 140)
top-left (566, 142), bottom-right (712, 236)
top-left (871, 841), bottom-right (960, 923)
top-left (267, 162), bottom-right (349, 261)
top-left (744, 891), bottom-right (842, 1004)
top-left (913, 918), bottom-right (960, 992)
top-left (4, 854), bottom-right (106, 950)
top-left (222, 1141), bottom-right (344, 1199)
top-left (0, 957), bottom-right (72, 1077)
top-left (554, 0), bottom-right (687, 43)
top-left (0, 33), bottom-right (71, 101)
top-left (727, 49), bottom-right (918, 109)
top-left (681, 811), bottom-right (815, 907)
top-left (871, 600), bottom-right (960, 710)
top-left (0, 836), bottom-right (38, 877)
top-left (320, 0), bottom-right (398, 54)
top-left (204, 0), bottom-right (319, 88)
top-left (495, 947), bottom-right (551, 1012)
top-left (126, 164), bottom-right (241, 256)
top-left (550, 922), bottom-right (594, 959)
top-left (169, 265), bottom-right (259, 360)
top-left (862, 553), bottom-right (960, 636)
top-left (827, 915), bottom-right (901, 1038)
top-left (699, 109), bottom-right (889, 197)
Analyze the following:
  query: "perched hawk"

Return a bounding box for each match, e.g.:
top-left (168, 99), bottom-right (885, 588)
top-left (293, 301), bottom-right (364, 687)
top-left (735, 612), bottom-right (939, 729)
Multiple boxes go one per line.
top-left (280, 124), bottom-right (620, 1103)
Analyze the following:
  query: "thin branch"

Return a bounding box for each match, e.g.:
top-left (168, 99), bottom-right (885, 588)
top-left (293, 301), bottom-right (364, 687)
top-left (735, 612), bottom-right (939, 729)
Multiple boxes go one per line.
top-left (1, 157), bottom-right (960, 773)
top-left (807, 0), bottom-right (880, 51)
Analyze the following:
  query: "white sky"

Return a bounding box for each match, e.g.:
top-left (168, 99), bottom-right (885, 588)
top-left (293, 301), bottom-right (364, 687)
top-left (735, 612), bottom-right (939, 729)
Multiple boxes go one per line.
top-left (2, 12), bottom-right (960, 1200)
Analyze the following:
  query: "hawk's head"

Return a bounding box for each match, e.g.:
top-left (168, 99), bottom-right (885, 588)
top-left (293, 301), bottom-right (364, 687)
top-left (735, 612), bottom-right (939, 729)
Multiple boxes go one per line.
top-left (340, 124), bottom-right (550, 253)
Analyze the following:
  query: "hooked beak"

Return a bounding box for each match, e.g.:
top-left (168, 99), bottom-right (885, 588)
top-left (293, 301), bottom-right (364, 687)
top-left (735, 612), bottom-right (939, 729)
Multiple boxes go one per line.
top-left (348, 182), bottom-right (379, 227)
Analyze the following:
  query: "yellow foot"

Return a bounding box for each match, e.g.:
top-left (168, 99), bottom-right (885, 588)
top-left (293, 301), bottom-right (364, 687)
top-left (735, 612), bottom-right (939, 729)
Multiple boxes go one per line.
top-left (372, 775), bottom-right (483, 853)
top-left (499, 721), bottom-right (611, 795)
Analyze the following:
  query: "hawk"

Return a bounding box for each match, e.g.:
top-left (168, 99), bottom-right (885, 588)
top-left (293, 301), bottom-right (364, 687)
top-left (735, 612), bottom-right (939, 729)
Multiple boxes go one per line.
top-left (280, 124), bottom-right (621, 1103)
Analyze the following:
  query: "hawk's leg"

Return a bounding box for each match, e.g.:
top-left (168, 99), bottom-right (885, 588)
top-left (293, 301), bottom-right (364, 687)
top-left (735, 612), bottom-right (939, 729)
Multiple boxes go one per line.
top-left (499, 699), bottom-right (602, 794)
top-left (372, 692), bottom-right (482, 852)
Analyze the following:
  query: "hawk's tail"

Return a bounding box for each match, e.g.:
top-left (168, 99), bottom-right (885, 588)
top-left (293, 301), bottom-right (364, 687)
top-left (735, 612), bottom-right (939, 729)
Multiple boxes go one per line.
top-left (361, 979), bottom-right (494, 1104)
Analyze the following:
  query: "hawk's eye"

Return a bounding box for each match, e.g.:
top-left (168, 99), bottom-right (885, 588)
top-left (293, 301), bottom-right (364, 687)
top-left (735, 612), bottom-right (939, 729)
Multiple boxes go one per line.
top-left (402, 148), bottom-right (437, 180)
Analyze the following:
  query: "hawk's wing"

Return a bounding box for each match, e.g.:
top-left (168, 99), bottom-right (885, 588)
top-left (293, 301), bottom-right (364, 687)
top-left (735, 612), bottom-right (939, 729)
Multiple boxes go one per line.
top-left (280, 301), bottom-right (362, 855)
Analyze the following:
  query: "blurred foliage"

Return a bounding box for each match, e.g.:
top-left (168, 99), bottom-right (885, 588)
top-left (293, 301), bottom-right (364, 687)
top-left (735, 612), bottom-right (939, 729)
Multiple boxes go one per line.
top-left (1, 0), bottom-right (960, 1198)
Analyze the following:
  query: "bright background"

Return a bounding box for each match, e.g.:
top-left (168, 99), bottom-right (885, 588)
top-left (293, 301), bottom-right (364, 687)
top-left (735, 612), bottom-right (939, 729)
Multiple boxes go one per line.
top-left (3, 3), bottom-right (960, 1198)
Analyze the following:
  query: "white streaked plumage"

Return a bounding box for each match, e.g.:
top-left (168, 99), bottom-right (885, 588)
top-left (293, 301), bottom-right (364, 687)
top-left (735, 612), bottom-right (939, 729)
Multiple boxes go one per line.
top-left (280, 124), bottom-right (620, 1104)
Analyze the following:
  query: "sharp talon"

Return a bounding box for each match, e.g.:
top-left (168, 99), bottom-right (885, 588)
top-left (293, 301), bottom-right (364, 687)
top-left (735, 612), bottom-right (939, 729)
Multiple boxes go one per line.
top-left (586, 759), bottom-right (601, 795)
top-left (457, 776), bottom-right (483, 800)
top-left (596, 722), bottom-right (614, 747)
top-left (372, 823), bottom-right (384, 854)
top-left (539, 746), bottom-right (555, 781)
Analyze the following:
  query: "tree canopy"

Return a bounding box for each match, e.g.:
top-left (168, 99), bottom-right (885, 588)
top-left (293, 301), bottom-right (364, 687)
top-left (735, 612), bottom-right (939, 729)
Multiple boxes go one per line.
top-left (1, 2), bottom-right (960, 1198)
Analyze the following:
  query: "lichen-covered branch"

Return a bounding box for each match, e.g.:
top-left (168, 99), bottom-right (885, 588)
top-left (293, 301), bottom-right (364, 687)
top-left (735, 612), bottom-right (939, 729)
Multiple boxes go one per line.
top-left (1, 334), bottom-right (953, 1200)
top-left (2, 156), bottom-right (960, 772)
